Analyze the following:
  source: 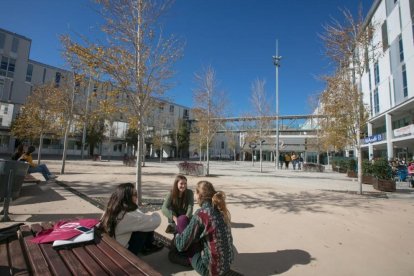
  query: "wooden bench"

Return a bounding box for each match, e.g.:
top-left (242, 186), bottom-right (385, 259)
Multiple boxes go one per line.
top-left (23, 175), bottom-right (41, 184)
top-left (0, 222), bottom-right (161, 276)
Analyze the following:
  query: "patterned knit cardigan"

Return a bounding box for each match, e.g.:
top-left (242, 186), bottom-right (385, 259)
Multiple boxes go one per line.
top-left (175, 201), bottom-right (234, 276)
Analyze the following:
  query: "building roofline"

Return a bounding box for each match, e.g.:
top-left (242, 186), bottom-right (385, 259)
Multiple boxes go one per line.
top-left (0, 27), bottom-right (32, 42)
top-left (363, 0), bottom-right (382, 29)
top-left (28, 59), bottom-right (69, 73)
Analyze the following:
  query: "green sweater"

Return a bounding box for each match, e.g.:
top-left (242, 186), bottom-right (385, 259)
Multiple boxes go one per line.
top-left (161, 189), bottom-right (194, 220)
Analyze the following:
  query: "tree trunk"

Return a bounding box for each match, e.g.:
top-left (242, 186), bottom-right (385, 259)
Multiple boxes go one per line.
top-left (160, 147), bottom-right (162, 163)
top-left (260, 142), bottom-right (263, 173)
top-left (37, 133), bottom-right (44, 164)
top-left (60, 123), bottom-right (70, 174)
top-left (206, 143), bottom-right (210, 175)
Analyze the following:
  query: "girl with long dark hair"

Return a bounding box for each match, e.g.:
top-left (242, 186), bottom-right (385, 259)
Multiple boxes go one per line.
top-left (100, 183), bottom-right (163, 255)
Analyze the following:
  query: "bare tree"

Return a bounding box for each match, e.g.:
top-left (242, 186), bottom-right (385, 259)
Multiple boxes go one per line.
top-left (192, 66), bottom-right (227, 175)
top-left (64, 0), bottom-right (183, 204)
top-left (250, 78), bottom-right (272, 172)
top-left (320, 7), bottom-right (380, 194)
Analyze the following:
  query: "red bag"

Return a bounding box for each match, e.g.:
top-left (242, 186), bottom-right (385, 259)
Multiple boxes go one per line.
top-left (30, 218), bottom-right (99, 244)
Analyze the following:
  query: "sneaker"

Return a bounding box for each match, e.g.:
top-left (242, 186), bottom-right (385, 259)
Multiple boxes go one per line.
top-left (165, 224), bottom-right (176, 234)
top-left (48, 174), bottom-right (58, 179)
top-left (141, 241), bottom-right (164, 256)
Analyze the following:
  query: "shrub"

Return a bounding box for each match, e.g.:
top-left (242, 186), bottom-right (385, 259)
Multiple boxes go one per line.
top-left (303, 163), bottom-right (325, 172)
top-left (362, 160), bottom-right (373, 176)
top-left (372, 158), bottom-right (393, 180)
top-left (177, 161), bottom-right (205, 176)
top-left (347, 159), bottom-right (357, 171)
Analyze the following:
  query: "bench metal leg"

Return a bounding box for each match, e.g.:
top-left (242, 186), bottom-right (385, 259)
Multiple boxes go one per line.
top-left (1, 169), bottom-right (14, 222)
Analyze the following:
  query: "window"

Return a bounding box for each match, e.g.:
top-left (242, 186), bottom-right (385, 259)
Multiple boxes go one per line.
top-left (0, 56), bottom-right (16, 78)
top-left (374, 61), bottom-right (380, 85)
top-left (398, 35), bottom-right (404, 62)
top-left (11, 37), bottom-right (19, 53)
top-left (374, 88), bottom-right (379, 114)
top-left (183, 109), bottom-right (189, 118)
top-left (26, 64), bottom-right (33, 82)
top-left (381, 21), bottom-right (388, 51)
top-left (410, 0), bottom-right (414, 19)
top-left (4, 105), bottom-right (8, 114)
top-left (0, 79), bottom-right (4, 99)
top-left (369, 91), bottom-right (373, 116)
top-left (402, 64), bottom-right (408, 97)
top-left (0, 118), bottom-right (2, 126)
top-left (169, 105), bottom-right (174, 113)
top-left (221, 141), bottom-right (224, 149)
top-left (9, 81), bottom-right (13, 101)
top-left (55, 72), bottom-right (61, 86)
top-left (368, 70), bottom-right (372, 91)
top-left (0, 33), bottom-right (5, 49)
top-left (42, 68), bottom-right (46, 83)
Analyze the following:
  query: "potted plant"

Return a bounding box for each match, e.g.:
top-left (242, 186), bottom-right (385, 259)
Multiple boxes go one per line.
top-left (362, 160), bottom-right (375, 184)
top-left (337, 159), bottom-right (347, 173)
top-left (347, 159), bottom-right (357, 178)
top-left (372, 158), bottom-right (396, 192)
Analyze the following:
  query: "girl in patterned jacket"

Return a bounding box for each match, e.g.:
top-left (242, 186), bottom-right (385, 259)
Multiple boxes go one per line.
top-left (174, 180), bottom-right (234, 276)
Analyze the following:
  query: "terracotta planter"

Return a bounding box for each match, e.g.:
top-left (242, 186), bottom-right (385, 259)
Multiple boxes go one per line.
top-left (373, 178), bottom-right (396, 192)
top-left (347, 170), bottom-right (357, 178)
top-left (362, 175), bottom-right (375, 185)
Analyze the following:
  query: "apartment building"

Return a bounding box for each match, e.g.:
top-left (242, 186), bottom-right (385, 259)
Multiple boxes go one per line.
top-left (0, 27), bottom-right (191, 158)
top-left (359, 0), bottom-right (414, 161)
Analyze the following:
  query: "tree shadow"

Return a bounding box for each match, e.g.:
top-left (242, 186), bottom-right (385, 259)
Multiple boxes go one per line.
top-left (2, 183), bottom-right (66, 206)
top-left (233, 249), bottom-right (314, 275)
top-left (231, 222), bottom-right (254, 228)
top-left (227, 190), bottom-right (383, 214)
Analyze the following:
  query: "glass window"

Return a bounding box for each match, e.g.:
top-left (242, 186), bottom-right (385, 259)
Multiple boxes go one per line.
top-left (6, 58), bottom-right (15, 78)
top-left (402, 64), bottom-right (408, 97)
top-left (55, 72), bottom-right (61, 86)
top-left (26, 64), bottom-right (33, 82)
top-left (9, 81), bottom-right (13, 101)
top-left (42, 68), bottom-right (46, 83)
top-left (169, 105), bottom-right (174, 112)
top-left (4, 105), bottom-right (8, 114)
top-left (369, 91), bottom-right (373, 116)
top-left (0, 56), bottom-right (7, 76)
top-left (0, 79), bottom-right (4, 99)
top-left (374, 61), bottom-right (380, 85)
top-left (0, 33), bottom-right (5, 49)
top-left (381, 21), bottom-right (388, 51)
top-left (398, 35), bottom-right (404, 62)
top-left (374, 88), bottom-right (379, 114)
top-left (11, 37), bottom-right (19, 53)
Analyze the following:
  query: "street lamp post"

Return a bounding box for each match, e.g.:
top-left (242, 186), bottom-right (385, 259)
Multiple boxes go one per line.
top-left (273, 40), bottom-right (282, 170)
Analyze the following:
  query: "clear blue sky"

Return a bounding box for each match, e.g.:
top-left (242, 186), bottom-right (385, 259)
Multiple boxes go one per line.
top-left (0, 0), bottom-right (373, 116)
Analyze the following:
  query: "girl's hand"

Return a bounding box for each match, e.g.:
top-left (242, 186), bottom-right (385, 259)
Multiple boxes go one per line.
top-left (173, 216), bottom-right (178, 224)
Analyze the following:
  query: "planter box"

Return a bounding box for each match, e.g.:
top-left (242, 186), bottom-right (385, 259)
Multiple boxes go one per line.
top-left (177, 162), bottom-right (205, 176)
top-left (373, 178), bottom-right (396, 192)
top-left (362, 175), bottom-right (376, 185)
top-left (347, 170), bottom-right (357, 178)
top-left (0, 160), bottom-right (30, 200)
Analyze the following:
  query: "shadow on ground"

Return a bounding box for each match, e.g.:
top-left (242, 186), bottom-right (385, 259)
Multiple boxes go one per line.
top-left (233, 248), bottom-right (314, 275)
top-left (227, 190), bottom-right (382, 214)
top-left (2, 183), bottom-right (66, 206)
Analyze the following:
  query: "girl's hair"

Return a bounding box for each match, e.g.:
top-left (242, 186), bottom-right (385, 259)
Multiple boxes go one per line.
top-left (100, 183), bottom-right (138, 237)
top-left (171, 175), bottom-right (188, 209)
top-left (196, 181), bottom-right (231, 224)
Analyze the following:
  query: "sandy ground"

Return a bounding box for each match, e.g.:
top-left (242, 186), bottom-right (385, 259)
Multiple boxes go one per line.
top-left (2, 159), bottom-right (414, 276)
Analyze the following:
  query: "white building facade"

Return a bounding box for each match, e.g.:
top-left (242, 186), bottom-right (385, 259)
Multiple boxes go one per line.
top-left (358, 0), bottom-right (414, 161)
top-left (0, 27), bottom-right (191, 158)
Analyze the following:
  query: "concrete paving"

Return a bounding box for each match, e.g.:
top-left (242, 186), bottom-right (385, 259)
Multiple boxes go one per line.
top-left (1, 159), bottom-right (414, 275)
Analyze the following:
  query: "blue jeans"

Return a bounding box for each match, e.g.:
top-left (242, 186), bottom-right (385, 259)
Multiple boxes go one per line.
top-left (28, 164), bottom-right (51, 180)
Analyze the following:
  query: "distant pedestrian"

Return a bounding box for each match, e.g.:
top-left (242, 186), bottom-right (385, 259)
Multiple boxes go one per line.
top-left (18, 145), bottom-right (57, 181)
top-left (284, 153), bottom-right (291, 169)
top-left (11, 143), bottom-right (25, 160)
top-left (279, 153), bottom-right (284, 169)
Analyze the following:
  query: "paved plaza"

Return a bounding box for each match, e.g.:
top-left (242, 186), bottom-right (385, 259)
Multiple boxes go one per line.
top-left (2, 159), bottom-right (414, 275)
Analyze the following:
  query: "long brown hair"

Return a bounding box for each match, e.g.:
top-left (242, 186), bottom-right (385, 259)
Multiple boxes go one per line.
top-left (100, 183), bottom-right (138, 237)
top-left (196, 180), bottom-right (231, 224)
top-left (171, 175), bottom-right (189, 210)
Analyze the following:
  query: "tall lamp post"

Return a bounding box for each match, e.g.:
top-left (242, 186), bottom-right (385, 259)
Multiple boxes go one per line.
top-left (273, 40), bottom-right (282, 170)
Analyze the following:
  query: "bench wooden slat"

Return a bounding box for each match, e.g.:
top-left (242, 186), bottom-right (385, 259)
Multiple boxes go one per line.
top-left (72, 247), bottom-right (109, 275)
top-left (0, 241), bottom-right (10, 275)
top-left (58, 249), bottom-right (89, 276)
top-left (96, 237), bottom-right (146, 276)
top-left (101, 234), bottom-right (162, 276)
top-left (8, 237), bottom-right (30, 276)
top-left (19, 225), bottom-right (52, 276)
top-left (40, 244), bottom-right (72, 276)
top-left (85, 244), bottom-right (128, 275)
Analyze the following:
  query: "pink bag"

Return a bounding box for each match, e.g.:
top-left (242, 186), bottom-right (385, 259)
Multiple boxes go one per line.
top-left (30, 218), bottom-right (99, 244)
